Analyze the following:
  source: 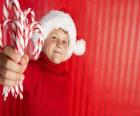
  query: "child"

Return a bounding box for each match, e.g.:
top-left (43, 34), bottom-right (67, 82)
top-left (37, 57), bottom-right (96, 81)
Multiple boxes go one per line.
top-left (0, 10), bottom-right (86, 116)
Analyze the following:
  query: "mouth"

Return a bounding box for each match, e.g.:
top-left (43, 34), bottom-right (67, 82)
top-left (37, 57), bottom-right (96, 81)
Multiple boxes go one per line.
top-left (53, 50), bottom-right (62, 55)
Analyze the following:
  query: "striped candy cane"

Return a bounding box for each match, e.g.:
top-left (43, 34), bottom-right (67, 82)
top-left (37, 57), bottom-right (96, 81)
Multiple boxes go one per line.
top-left (0, 24), bottom-right (2, 47)
top-left (1, 0), bottom-right (44, 101)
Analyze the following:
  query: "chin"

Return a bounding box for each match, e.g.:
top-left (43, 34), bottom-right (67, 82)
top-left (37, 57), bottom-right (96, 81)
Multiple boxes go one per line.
top-left (51, 58), bottom-right (63, 64)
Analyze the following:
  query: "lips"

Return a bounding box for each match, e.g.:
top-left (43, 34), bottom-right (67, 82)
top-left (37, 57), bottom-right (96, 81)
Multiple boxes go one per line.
top-left (53, 50), bottom-right (62, 55)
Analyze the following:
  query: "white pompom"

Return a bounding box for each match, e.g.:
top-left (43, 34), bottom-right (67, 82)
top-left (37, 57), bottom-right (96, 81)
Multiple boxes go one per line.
top-left (74, 39), bottom-right (86, 55)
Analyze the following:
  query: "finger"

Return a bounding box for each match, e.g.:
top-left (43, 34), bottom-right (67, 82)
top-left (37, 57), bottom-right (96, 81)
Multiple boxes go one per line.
top-left (20, 54), bottom-right (29, 65)
top-left (4, 46), bottom-right (21, 63)
top-left (0, 54), bottom-right (24, 73)
top-left (0, 65), bottom-right (24, 81)
top-left (0, 76), bottom-right (17, 87)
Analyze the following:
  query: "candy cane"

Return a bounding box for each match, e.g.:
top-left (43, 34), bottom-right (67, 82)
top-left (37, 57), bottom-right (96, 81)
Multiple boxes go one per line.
top-left (3, 0), bottom-right (10, 20)
top-left (0, 24), bottom-right (2, 47)
top-left (1, 0), bottom-right (44, 101)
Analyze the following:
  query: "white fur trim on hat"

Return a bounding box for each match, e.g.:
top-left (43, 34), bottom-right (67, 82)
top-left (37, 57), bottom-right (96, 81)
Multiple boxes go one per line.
top-left (33, 10), bottom-right (86, 61)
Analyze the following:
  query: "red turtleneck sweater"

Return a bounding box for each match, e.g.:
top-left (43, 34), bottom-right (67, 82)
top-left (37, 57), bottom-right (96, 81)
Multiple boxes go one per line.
top-left (0, 52), bottom-right (72, 116)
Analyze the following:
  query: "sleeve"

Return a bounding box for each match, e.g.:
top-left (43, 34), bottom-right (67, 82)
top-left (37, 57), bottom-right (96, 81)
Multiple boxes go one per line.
top-left (23, 61), bottom-right (42, 92)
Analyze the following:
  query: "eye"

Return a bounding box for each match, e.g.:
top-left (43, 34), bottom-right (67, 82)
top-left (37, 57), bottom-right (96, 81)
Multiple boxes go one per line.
top-left (63, 40), bottom-right (68, 46)
top-left (52, 36), bottom-right (57, 40)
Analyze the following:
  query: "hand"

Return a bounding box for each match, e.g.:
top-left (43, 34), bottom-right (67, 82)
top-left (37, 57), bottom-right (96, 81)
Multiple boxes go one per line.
top-left (0, 46), bottom-right (29, 86)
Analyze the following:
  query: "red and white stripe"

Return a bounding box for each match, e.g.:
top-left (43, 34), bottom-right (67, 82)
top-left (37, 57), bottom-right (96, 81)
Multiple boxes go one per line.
top-left (0, 24), bottom-right (3, 47)
top-left (1, 0), bottom-right (44, 101)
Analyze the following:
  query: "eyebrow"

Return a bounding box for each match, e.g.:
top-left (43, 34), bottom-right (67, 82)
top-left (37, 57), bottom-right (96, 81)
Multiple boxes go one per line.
top-left (50, 29), bottom-right (69, 43)
top-left (58, 28), bottom-right (68, 34)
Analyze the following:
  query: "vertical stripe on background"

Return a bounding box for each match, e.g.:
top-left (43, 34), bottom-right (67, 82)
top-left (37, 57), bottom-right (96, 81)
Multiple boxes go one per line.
top-left (0, 0), bottom-right (140, 116)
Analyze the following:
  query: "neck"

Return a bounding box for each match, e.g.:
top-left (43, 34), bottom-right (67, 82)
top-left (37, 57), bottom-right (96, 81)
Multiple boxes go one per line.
top-left (38, 52), bottom-right (68, 75)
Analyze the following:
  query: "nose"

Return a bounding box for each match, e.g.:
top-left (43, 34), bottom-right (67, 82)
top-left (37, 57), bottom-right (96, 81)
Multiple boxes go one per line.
top-left (56, 40), bottom-right (63, 48)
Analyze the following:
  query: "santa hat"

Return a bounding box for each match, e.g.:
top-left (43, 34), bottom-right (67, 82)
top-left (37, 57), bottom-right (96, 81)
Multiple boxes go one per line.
top-left (33, 10), bottom-right (86, 61)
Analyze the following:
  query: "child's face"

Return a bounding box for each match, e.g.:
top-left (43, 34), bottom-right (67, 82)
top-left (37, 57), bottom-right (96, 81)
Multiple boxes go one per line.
top-left (42, 28), bottom-right (69, 64)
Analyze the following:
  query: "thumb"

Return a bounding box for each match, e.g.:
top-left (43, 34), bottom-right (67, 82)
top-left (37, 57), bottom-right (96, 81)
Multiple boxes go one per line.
top-left (19, 54), bottom-right (29, 66)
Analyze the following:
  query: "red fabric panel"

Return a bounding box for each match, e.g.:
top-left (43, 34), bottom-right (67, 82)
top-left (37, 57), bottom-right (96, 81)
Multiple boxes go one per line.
top-left (0, 0), bottom-right (140, 116)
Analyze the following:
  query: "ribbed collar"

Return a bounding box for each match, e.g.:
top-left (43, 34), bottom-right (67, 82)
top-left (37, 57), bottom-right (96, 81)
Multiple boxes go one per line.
top-left (38, 52), bottom-right (68, 76)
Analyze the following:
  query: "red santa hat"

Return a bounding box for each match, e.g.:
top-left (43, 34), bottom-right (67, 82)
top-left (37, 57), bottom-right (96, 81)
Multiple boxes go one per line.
top-left (33, 10), bottom-right (86, 61)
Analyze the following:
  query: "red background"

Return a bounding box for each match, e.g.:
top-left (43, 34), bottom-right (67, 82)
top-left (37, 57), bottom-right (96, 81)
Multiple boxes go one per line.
top-left (0, 0), bottom-right (140, 116)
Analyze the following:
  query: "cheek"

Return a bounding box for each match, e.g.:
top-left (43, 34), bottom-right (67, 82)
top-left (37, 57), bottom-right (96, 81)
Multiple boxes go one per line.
top-left (42, 41), bottom-right (54, 55)
top-left (62, 47), bottom-right (68, 57)
top-left (42, 46), bottom-right (48, 55)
